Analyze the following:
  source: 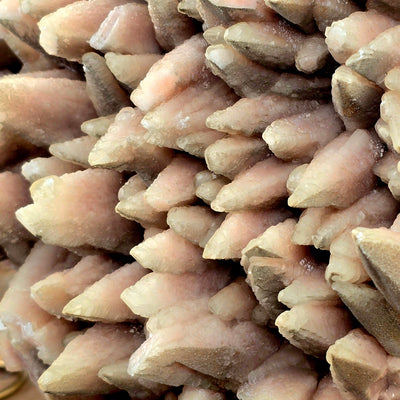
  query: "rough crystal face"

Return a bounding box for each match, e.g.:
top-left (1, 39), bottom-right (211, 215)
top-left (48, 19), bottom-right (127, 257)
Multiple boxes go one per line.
top-left (16, 169), bottom-right (142, 254)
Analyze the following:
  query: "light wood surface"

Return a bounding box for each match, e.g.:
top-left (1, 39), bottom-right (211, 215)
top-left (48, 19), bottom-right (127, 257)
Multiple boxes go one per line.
top-left (0, 369), bottom-right (45, 400)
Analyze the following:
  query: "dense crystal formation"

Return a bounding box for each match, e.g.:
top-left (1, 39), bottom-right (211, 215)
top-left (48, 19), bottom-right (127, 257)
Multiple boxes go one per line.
top-left (0, 1), bottom-right (400, 400)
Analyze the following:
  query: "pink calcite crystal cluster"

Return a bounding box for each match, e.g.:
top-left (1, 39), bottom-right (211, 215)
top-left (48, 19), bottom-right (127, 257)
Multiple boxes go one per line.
top-left (0, 0), bottom-right (400, 399)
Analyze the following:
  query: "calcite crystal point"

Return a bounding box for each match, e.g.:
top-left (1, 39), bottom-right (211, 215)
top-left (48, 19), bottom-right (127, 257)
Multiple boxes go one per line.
top-left (16, 169), bottom-right (142, 254)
